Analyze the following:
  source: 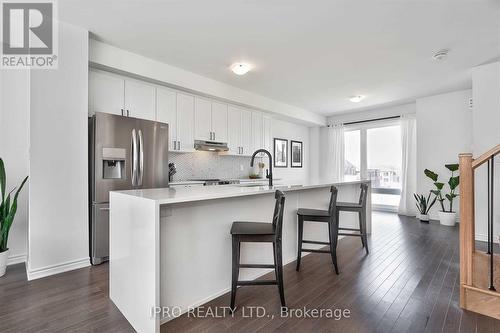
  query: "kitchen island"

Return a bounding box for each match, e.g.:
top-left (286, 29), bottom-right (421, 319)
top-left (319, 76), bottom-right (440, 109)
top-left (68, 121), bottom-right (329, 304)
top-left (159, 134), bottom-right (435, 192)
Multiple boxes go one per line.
top-left (109, 180), bottom-right (371, 333)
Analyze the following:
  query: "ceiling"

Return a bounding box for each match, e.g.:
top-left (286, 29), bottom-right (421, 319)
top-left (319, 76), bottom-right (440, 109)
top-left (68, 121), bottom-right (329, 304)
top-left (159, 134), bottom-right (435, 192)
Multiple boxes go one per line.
top-left (60, 0), bottom-right (500, 115)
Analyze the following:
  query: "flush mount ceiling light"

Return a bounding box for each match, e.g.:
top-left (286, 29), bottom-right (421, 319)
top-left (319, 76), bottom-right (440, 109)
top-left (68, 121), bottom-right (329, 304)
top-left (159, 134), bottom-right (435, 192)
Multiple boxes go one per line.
top-left (349, 95), bottom-right (365, 103)
top-left (231, 63), bottom-right (251, 75)
top-left (433, 49), bottom-right (449, 61)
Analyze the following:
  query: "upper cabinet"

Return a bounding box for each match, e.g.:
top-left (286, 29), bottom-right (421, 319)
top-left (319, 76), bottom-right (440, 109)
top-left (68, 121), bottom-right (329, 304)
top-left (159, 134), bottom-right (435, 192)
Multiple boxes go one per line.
top-left (89, 70), bottom-right (124, 116)
top-left (194, 97), bottom-right (212, 141)
top-left (176, 93), bottom-right (195, 152)
top-left (89, 68), bottom-right (272, 155)
top-left (194, 98), bottom-right (228, 142)
top-left (211, 102), bottom-right (228, 142)
top-left (124, 79), bottom-right (155, 121)
top-left (156, 87), bottom-right (177, 151)
top-left (89, 70), bottom-right (155, 120)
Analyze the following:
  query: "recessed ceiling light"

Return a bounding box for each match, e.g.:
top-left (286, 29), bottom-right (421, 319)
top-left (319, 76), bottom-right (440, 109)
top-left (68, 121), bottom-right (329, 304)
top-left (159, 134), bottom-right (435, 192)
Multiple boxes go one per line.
top-left (231, 63), bottom-right (251, 75)
top-left (433, 49), bottom-right (449, 61)
top-left (349, 95), bottom-right (365, 103)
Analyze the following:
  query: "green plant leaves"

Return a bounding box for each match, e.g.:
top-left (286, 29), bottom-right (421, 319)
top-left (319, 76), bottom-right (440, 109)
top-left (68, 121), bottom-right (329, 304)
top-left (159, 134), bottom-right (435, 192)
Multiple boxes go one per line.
top-left (0, 157), bottom-right (28, 252)
top-left (448, 176), bottom-right (459, 191)
top-left (424, 169), bottom-right (438, 182)
top-left (445, 164), bottom-right (459, 172)
top-left (434, 182), bottom-right (444, 190)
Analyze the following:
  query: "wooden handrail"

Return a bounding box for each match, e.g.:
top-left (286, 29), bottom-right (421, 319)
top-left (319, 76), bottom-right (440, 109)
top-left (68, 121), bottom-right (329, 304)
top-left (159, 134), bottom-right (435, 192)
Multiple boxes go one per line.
top-left (472, 144), bottom-right (500, 169)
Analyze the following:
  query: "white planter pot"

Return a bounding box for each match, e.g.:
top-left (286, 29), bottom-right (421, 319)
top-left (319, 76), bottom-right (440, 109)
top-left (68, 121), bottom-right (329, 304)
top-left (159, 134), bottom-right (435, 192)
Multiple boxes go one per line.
top-left (0, 250), bottom-right (9, 277)
top-left (438, 211), bottom-right (456, 227)
top-left (419, 214), bottom-right (430, 222)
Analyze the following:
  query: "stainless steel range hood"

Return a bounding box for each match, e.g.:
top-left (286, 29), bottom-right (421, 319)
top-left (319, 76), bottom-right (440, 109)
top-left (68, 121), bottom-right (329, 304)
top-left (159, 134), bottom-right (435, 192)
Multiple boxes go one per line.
top-left (194, 140), bottom-right (229, 152)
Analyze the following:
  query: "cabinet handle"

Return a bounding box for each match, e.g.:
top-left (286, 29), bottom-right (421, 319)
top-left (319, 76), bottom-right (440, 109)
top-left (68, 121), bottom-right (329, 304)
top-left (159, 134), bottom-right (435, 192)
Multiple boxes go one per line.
top-left (213, 132), bottom-right (215, 140)
top-left (178, 140), bottom-right (181, 150)
top-left (127, 110), bottom-right (130, 117)
top-left (121, 108), bottom-right (124, 116)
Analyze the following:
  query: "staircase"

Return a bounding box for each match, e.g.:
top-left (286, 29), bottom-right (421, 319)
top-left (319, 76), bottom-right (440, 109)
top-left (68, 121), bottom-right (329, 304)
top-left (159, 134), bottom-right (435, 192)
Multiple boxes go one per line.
top-left (460, 144), bottom-right (500, 318)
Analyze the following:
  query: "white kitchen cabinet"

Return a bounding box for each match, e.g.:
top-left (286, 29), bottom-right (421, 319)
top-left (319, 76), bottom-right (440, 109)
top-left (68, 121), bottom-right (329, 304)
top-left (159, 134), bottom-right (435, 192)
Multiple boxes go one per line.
top-left (251, 111), bottom-right (263, 152)
top-left (194, 97), bottom-right (212, 141)
top-left (176, 93), bottom-right (195, 152)
top-left (211, 102), bottom-right (228, 142)
top-left (89, 70), bottom-right (124, 116)
top-left (241, 109), bottom-right (252, 156)
top-left (263, 114), bottom-right (272, 153)
top-left (156, 87), bottom-right (177, 151)
top-left (124, 79), bottom-right (156, 121)
top-left (227, 106), bottom-right (242, 154)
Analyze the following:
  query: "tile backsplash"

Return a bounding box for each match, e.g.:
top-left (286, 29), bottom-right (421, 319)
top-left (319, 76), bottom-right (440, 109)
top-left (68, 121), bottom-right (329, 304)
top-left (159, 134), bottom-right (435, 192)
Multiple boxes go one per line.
top-left (169, 151), bottom-right (265, 181)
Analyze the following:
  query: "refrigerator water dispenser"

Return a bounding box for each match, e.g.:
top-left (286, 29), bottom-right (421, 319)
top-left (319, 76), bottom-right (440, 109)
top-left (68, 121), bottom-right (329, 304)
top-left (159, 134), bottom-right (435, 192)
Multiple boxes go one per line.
top-left (102, 148), bottom-right (126, 179)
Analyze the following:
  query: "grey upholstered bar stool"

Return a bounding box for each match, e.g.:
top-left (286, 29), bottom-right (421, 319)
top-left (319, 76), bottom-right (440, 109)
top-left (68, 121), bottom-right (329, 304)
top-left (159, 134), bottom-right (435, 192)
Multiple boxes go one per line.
top-left (336, 183), bottom-right (369, 254)
top-left (296, 186), bottom-right (339, 274)
top-left (229, 190), bottom-right (286, 311)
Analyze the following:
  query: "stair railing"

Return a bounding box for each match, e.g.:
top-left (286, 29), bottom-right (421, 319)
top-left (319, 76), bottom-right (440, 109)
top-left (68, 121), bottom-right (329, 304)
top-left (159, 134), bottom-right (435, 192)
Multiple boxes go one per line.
top-left (460, 144), bottom-right (500, 306)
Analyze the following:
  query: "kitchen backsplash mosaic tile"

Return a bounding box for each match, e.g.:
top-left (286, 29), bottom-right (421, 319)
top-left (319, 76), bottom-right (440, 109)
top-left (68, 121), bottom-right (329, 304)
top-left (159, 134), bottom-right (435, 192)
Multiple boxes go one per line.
top-left (169, 151), bottom-right (266, 181)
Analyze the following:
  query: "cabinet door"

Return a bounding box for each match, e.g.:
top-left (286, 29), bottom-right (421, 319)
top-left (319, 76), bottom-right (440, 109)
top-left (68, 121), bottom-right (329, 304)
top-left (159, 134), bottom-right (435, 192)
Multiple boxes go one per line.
top-left (124, 79), bottom-right (156, 121)
top-left (263, 114), bottom-right (272, 153)
top-left (156, 87), bottom-right (177, 151)
top-left (211, 101), bottom-right (228, 142)
top-left (194, 97), bottom-right (212, 141)
top-left (251, 111), bottom-right (263, 151)
top-left (240, 109), bottom-right (252, 156)
top-left (89, 70), bottom-right (124, 116)
top-left (177, 93), bottom-right (195, 151)
top-left (227, 106), bottom-right (241, 154)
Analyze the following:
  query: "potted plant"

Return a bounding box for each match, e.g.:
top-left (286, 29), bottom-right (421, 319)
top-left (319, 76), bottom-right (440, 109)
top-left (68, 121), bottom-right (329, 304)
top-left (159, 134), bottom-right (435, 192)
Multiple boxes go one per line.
top-left (414, 192), bottom-right (436, 223)
top-left (424, 164), bottom-right (459, 226)
top-left (0, 158), bottom-right (28, 277)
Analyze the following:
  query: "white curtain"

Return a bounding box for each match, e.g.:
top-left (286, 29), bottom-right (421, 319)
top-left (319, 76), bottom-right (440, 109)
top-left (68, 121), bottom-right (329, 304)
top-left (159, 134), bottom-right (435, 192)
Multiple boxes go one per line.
top-left (323, 125), bottom-right (345, 182)
top-left (398, 115), bottom-right (417, 216)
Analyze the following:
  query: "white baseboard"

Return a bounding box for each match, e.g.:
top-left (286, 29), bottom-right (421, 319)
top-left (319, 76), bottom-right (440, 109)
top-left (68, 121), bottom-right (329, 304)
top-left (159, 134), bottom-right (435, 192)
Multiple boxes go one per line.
top-left (7, 253), bottom-right (27, 266)
top-left (475, 233), bottom-right (499, 243)
top-left (27, 257), bottom-right (90, 281)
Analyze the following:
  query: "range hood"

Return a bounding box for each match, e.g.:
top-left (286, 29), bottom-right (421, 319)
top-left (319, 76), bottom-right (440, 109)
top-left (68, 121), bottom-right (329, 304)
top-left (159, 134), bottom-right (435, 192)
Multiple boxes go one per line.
top-left (194, 140), bottom-right (229, 152)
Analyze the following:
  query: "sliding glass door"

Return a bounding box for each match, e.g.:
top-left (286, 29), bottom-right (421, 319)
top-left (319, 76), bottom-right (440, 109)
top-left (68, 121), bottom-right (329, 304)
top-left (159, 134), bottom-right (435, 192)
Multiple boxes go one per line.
top-left (344, 120), bottom-right (402, 211)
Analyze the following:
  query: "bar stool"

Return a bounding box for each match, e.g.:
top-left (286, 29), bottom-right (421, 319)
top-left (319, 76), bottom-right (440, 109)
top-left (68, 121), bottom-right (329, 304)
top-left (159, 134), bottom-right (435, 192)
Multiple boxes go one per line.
top-left (296, 186), bottom-right (339, 274)
top-left (336, 183), bottom-right (369, 254)
top-left (229, 190), bottom-right (286, 311)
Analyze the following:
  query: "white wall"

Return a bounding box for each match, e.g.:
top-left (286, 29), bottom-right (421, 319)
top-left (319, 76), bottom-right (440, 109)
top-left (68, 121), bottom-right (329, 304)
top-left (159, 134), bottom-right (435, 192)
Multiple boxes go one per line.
top-left (271, 118), bottom-right (310, 183)
top-left (416, 89), bottom-right (473, 220)
top-left (0, 70), bottom-right (30, 265)
top-left (27, 22), bottom-right (90, 280)
top-left (89, 40), bottom-right (325, 127)
top-left (327, 103), bottom-right (416, 125)
top-left (471, 61), bottom-right (500, 241)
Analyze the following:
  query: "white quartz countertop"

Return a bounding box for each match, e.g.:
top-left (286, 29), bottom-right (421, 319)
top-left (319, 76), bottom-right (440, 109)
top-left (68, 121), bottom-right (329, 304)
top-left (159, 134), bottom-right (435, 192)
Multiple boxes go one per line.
top-left (113, 179), bottom-right (370, 205)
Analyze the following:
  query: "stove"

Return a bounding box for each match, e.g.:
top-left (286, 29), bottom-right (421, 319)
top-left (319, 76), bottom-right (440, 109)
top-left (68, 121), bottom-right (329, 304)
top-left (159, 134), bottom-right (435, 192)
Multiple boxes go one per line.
top-left (188, 179), bottom-right (240, 186)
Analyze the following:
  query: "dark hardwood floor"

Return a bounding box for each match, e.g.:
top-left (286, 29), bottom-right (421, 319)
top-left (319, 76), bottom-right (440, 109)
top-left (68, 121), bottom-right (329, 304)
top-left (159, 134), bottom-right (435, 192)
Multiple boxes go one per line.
top-left (1, 212), bottom-right (499, 332)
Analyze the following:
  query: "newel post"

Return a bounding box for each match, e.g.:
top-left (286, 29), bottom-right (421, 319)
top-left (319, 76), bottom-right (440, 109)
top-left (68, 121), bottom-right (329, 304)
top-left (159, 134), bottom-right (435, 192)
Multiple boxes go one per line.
top-left (459, 153), bottom-right (474, 307)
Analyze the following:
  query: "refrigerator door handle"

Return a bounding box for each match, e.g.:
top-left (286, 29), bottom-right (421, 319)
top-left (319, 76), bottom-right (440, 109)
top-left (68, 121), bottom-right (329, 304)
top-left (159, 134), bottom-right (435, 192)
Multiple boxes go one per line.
top-left (131, 128), bottom-right (138, 186)
top-left (138, 129), bottom-right (144, 186)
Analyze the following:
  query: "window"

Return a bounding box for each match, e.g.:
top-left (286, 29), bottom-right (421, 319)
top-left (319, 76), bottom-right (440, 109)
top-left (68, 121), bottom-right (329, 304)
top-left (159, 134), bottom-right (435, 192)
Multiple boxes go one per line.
top-left (344, 121), bottom-right (402, 211)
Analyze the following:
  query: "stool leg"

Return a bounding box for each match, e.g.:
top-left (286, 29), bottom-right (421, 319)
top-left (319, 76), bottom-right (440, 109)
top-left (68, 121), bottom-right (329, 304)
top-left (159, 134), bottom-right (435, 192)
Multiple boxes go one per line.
top-left (296, 215), bottom-right (304, 271)
top-left (275, 240), bottom-right (286, 308)
top-left (358, 211), bottom-right (366, 249)
top-left (360, 209), bottom-right (369, 254)
top-left (330, 211), bottom-right (340, 275)
top-left (230, 236), bottom-right (240, 311)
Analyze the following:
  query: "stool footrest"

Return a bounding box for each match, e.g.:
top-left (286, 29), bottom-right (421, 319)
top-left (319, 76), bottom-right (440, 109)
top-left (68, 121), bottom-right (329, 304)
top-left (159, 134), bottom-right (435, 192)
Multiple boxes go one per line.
top-left (302, 248), bottom-right (331, 254)
top-left (338, 227), bottom-right (361, 231)
top-left (237, 280), bottom-right (278, 286)
top-left (302, 240), bottom-right (330, 245)
top-left (338, 232), bottom-right (362, 237)
top-left (239, 264), bottom-right (275, 269)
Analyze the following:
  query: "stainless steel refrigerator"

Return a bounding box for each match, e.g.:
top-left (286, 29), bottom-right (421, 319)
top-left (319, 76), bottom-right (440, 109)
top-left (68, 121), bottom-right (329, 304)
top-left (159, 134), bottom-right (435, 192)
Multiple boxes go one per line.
top-left (89, 112), bottom-right (169, 265)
